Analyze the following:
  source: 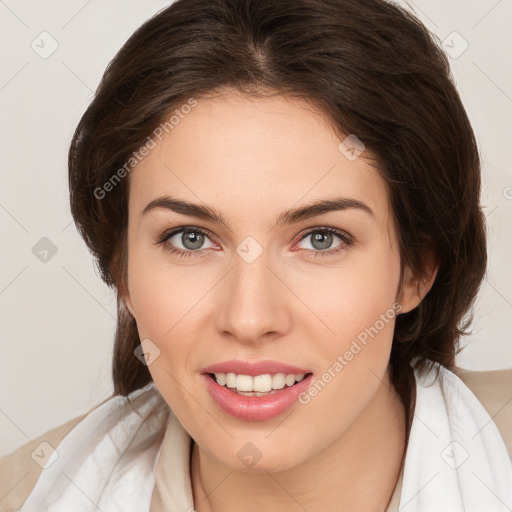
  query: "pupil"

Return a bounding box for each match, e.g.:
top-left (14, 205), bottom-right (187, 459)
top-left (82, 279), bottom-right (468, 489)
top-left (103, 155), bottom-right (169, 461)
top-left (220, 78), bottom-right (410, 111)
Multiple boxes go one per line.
top-left (312, 231), bottom-right (332, 250)
top-left (183, 231), bottom-right (204, 250)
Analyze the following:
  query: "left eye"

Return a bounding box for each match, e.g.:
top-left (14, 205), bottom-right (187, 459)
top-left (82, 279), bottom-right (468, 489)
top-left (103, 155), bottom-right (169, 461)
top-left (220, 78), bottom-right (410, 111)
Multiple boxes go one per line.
top-left (296, 228), bottom-right (350, 253)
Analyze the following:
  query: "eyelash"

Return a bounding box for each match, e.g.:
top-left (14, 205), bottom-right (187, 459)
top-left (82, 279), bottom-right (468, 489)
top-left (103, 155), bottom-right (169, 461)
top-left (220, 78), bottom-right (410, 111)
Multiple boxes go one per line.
top-left (156, 225), bottom-right (353, 259)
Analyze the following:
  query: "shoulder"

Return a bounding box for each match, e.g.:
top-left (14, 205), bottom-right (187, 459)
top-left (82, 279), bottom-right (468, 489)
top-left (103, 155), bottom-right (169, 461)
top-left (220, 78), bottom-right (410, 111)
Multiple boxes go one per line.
top-left (0, 388), bottom-right (123, 512)
top-left (0, 386), bottom-right (165, 511)
top-left (0, 413), bottom-right (87, 511)
top-left (452, 366), bottom-right (512, 458)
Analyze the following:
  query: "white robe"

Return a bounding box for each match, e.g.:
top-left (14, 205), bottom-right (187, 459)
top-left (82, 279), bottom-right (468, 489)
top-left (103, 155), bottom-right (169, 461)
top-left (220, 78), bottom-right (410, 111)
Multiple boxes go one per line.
top-left (16, 360), bottom-right (512, 512)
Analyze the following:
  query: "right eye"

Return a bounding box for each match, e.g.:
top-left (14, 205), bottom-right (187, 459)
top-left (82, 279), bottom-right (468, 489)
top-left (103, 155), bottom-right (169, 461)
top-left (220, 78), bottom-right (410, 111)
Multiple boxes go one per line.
top-left (157, 226), bottom-right (217, 258)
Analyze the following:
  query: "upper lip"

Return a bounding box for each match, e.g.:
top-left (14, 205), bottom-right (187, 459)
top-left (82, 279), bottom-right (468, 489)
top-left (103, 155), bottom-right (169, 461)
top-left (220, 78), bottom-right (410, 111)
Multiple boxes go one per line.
top-left (201, 359), bottom-right (312, 376)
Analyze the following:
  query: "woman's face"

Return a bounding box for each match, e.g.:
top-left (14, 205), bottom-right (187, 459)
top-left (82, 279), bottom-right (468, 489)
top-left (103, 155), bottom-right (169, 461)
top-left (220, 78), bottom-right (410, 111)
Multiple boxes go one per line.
top-left (123, 90), bottom-right (420, 472)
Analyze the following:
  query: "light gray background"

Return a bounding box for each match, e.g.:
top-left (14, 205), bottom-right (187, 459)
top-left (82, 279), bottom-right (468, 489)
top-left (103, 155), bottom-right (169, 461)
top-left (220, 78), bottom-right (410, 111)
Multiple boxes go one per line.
top-left (1, 0), bottom-right (511, 458)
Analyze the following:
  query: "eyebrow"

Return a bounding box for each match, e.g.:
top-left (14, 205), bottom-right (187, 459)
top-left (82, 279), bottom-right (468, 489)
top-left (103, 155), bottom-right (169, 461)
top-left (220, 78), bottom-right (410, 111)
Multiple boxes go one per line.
top-left (142, 195), bottom-right (374, 229)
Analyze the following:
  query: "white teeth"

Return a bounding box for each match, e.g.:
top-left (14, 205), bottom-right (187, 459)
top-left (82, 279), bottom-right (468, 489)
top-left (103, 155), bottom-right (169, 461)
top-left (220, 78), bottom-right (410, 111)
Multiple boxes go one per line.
top-left (213, 372), bottom-right (308, 393)
top-left (236, 374), bottom-right (253, 392)
top-left (272, 373), bottom-right (286, 390)
top-left (253, 374), bottom-right (272, 392)
top-left (284, 374), bottom-right (296, 386)
top-left (225, 372), bottom-right (237, 388)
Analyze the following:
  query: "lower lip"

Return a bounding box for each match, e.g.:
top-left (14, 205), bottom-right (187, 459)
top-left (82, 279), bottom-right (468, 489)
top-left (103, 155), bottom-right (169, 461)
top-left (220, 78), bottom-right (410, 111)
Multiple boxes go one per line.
top-left (203, 373), bottom-right (313, 421)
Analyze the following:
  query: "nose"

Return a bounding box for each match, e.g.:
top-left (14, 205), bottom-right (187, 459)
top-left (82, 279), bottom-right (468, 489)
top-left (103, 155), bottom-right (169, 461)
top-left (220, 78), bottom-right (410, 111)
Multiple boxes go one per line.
top-left (215, 249), bottom-right (292, 345)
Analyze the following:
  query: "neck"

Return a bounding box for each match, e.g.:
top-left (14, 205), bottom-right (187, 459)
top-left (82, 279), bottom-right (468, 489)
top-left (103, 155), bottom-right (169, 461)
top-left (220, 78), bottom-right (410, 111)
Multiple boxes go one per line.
top-left (191, 369), bottom-right (407, 512)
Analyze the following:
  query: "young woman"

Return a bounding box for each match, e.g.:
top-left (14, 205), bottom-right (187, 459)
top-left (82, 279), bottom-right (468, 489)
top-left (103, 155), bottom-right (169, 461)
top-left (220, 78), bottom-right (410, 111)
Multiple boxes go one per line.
top-left (2, 0), bottom-right (511, 511)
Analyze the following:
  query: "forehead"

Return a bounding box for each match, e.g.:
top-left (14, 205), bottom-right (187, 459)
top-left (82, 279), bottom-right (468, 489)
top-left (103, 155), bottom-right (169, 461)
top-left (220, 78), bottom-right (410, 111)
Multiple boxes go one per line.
top-left (129, 90), bottom-right (390, 226)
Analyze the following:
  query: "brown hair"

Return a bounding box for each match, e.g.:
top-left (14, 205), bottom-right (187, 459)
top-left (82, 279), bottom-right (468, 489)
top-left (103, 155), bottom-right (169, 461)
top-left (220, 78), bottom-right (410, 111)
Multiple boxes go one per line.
top-left (68, 0), bottom-right (486, 429)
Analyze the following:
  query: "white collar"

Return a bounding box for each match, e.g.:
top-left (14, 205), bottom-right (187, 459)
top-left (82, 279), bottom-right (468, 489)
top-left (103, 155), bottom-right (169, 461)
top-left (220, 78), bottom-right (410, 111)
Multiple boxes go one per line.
top-left (18, 361), bottom-right (512, 511)
top-left (399, 362), bottom-right (512, 511)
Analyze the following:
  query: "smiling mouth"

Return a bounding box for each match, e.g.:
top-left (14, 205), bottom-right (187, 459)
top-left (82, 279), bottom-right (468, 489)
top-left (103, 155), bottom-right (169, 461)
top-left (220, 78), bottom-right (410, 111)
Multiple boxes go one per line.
top-left (207, 372), bottom-right (312, 397)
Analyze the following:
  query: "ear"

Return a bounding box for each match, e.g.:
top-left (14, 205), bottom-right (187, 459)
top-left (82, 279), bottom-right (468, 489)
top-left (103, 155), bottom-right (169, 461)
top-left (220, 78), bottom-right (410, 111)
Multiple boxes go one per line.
top-left (398, 253), bottom-right (439, 314)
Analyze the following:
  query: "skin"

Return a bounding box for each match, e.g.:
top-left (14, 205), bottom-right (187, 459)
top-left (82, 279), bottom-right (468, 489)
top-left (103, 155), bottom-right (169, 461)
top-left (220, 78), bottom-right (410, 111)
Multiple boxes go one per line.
top-left (122, 89), bottom-right (438, 512)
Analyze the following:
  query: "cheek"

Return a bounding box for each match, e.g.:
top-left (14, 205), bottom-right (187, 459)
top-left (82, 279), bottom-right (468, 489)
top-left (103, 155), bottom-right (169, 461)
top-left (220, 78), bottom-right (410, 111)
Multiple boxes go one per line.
top-left (291, 253), bottom-right (401, 456)
top-left (294, 244), bottom-right (401, 346)
top-left (127, 243), bottom-right (207, 339)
